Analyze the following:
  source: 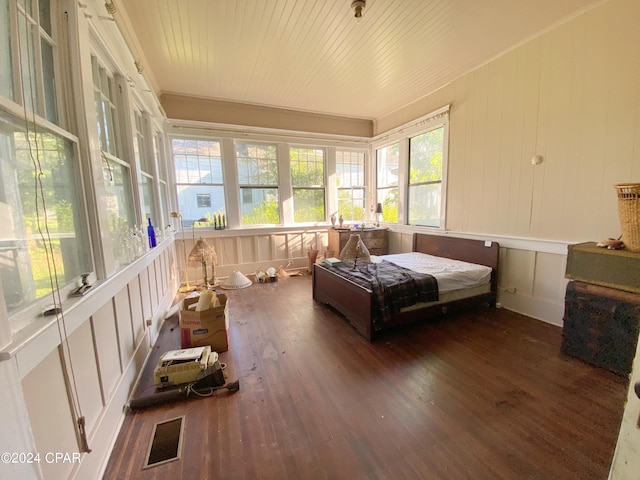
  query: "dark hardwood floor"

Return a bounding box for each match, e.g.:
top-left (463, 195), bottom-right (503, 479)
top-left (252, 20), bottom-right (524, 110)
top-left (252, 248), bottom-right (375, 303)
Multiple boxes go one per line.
top-left (103, 274), bottom-right (627, 480)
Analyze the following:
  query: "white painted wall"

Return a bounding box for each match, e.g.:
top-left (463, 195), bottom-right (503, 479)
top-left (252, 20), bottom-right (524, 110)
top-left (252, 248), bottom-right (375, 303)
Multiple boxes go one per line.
top-left (375, 0), bottom-right (640, 327)
top-left (377, 0), bottom-right (640, 244)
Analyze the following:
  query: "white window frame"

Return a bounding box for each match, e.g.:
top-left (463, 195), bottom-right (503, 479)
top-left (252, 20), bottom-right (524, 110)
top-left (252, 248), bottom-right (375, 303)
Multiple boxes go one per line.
top-left (0, 0), bottom-right (94, 331)
top-left (91, 52), bottom-right (138, 269)
top-left (372, 105), bottom-right (450, 229)
top-left (171, 136), bottom-right (227, 227)
top-left (289, 145), bottom-right (326, 224)
top-left (235, 140), bottom-right (280, 226)
top-left (336, 148), bottom-right (367, 222)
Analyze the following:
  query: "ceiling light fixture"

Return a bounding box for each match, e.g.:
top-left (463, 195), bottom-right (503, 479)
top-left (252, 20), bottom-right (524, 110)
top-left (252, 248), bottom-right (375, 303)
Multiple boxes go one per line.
top-left (351, 0), bottom-right (365, 19)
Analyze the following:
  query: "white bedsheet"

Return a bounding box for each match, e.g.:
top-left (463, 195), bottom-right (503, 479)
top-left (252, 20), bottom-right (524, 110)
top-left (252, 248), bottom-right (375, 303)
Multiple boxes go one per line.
top-left (373, 252), bottom-right (492, 294)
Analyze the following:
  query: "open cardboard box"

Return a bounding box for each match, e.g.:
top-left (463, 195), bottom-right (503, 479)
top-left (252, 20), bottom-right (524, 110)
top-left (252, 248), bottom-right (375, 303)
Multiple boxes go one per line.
top-left (179, 293), bottom-right (229, 352)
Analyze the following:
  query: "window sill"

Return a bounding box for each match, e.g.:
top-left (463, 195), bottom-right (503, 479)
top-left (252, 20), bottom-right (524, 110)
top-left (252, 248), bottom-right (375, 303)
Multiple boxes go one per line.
top-left (0, 240), bottom-right (173, 378)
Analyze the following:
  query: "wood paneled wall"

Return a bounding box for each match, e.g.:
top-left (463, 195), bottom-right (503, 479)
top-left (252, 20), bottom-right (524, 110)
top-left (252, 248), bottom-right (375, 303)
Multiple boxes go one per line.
top-left (177, 228), bottom-right (330, 282)
top-left (12, 240), bottom-right (177, 480)
top-left (376, 0), bottom-right (640, 245)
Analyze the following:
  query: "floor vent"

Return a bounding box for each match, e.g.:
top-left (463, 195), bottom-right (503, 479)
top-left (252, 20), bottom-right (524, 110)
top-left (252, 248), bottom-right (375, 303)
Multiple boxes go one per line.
top-left (144, 416), bottom-right (184, 469)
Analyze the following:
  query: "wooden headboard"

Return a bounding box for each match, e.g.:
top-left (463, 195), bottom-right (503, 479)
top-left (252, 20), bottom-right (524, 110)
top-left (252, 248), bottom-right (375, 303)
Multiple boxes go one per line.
top-left (413, 233), bottom-right (500, 272)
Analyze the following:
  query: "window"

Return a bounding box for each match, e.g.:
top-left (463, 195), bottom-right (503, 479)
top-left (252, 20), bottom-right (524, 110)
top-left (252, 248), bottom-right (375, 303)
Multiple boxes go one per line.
top-left (172, 138), bottom-right (225, 227)
top-left (102, 156), bottom-right (135, 265)
top-left (408, 127), bottom-right (444, 227)
top-left (373, 105), bottom-right (449, 228)
top-left (0, 0), bottom-right (13, 100)
top-left (236, 142), bottom-right (279, 225)
top-left (0, 108), bottom-right (91, 318)
top-left (336, 150), bottom-right (365, 221)
top-left (290, 146), bottom-right (325, 223)
top-left (92, 55), bottom-right (135, 268)
top-left (196, 193), bottom-right (211, 208)
top-left (376, 143), bottom-right (399, 223)
top-left (134, 109), bottom-right (157, 226)
top-left (4, 0), bottom-right (59, 124)
top-left (92, 55), bottom-right (120, 157)
top-left (153, 130), bottom-right (169, 229)
top-left (0, 0), bottom-right (92, 328)
top-left (171, 134), bottom-right (367, 229)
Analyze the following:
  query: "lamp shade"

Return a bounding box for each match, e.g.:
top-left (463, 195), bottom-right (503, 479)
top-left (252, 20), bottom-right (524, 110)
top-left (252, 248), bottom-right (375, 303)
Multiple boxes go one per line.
top-left (220, 270), bottom-right (252, 290)
top-left (375, 203), bottom-right (383, 214)
top-left (188, 237), bottom-right (217, 287)
top-left (339, 233), bottom-right (370, 270)
top-left (188, 238), bottom-right (217, 266)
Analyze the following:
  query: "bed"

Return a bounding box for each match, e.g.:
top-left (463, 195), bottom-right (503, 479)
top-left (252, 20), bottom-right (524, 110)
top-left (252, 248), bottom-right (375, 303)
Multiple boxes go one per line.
top-left (312, 232), bottom-right (500, 341)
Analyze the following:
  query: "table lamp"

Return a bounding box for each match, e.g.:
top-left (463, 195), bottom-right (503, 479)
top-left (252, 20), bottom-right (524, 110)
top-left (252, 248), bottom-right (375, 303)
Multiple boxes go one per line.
top-left (375, 203), bottom-right (383, 227)
top-left (188, 237), bottom-right (217, 288)
top-left (339, 233), bottom-right (371, 270)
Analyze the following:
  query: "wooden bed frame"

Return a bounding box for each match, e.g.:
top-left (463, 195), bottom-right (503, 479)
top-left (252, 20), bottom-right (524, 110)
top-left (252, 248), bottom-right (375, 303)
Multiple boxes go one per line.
top-left (312, 233), bottom-right (500, 341)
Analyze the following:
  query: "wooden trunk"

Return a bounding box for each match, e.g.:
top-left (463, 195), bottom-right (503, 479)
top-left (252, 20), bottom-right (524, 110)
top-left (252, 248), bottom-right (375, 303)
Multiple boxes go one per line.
top-left (562, 281), bottom-right (640, 376)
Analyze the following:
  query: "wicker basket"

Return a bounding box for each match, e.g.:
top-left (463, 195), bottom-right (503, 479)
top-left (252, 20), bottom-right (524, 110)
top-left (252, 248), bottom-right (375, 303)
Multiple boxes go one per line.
top-left (615, 183), bottom-right (640, 252)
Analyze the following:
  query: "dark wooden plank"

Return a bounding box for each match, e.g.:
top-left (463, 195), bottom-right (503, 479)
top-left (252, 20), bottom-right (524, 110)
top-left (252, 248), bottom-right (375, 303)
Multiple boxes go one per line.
top-left (103, 275), bottom-right (627, 480)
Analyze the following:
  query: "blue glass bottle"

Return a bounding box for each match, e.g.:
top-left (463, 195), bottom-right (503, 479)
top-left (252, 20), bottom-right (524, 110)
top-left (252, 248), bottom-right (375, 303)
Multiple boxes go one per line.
top-left (147, 218), bottom-right (157, 248)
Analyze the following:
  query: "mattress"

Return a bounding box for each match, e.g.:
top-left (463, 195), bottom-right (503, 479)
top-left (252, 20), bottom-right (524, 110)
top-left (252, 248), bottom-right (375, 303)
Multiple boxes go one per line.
top-left (373, 251), bottom-right (492, 294)
top-left (399, 283), bottom-right (491, 313)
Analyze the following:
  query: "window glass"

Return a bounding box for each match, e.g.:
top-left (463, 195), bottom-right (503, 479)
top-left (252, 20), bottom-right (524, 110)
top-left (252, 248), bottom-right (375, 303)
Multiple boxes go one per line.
top-left (134, 110), bottom-right (158, 227)
top-left (139, 173), bottom-right (156, 224)
top-left (158, 180), bottom-right (168, 229)
top-left (134, 110), bottom-right (148, 172)
top-left (102, 156), bottom-right (135, 267)
top-left (18, 12), bottom-right (39, 114)
top-left (92, 55), bottom-right (135, 266)
top-left (336, 150), bottom-right (365, 221)
top-left (196, 193), bottom-right (211, 208)
top-left (408, 127), bottom-right (444, 227)
top-left (0, 0), bottom-right (14, 100)
top-left (376, 143), bottom-right (399, 223)
top-left (38, 0), bottom-right (51, 35)
top-left (172, 138), bottom-right (226, 227)
top-left (236, 142), bottom-right (279, 225)
top-left (40, 37), bottom-right (57, 124)
top-left (290, 146), bottom-right (324, 223)
top-left (92, 57), bottom-right (120, 157)
top-left (9, 0), bottom-right (59, 124)
top-left (0, 108), bottom-right (91, 316)
top-left (153, 132), bottom-right (169, 228)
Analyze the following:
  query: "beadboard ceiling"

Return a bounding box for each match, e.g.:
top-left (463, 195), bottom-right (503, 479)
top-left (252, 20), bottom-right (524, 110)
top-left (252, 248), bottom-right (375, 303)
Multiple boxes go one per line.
top-left (117, 0), bottom-right (602, 121)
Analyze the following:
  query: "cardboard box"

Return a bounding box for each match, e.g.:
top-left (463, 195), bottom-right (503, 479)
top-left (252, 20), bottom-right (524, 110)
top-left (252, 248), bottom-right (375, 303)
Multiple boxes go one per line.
top-left (179, 293), bottom-right (229, 352)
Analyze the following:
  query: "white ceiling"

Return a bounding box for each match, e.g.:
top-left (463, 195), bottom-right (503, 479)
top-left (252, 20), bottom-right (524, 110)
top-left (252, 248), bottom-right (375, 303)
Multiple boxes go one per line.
top-left (117, 0), bottom-right (602, 121)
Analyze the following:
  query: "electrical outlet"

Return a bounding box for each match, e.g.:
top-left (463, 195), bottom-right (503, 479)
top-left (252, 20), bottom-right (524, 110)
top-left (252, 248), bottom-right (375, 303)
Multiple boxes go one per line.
top-left (505, 286), bottom-right (516, 294)
top-left (146, 318), bottom-right (152, 327)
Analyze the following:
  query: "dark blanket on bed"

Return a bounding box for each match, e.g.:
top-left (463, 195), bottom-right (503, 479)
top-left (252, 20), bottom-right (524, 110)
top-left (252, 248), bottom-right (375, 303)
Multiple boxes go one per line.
top-left (328, 260), bottom-right (439, 327)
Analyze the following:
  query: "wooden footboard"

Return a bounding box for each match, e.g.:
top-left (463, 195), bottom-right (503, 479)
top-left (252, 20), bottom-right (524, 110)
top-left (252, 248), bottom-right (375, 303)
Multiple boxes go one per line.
top-left (312, 263), bottom-right (375, 340)
top-left (312, 232), bottom-right (500, 341)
